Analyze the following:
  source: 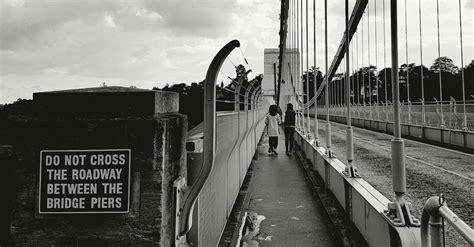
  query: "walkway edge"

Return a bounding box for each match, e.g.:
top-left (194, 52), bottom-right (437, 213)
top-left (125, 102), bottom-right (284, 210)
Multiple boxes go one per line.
top-left (294, 143), bottom-right (367, 247)
top-left (218, 140), bottom-right (261, 246)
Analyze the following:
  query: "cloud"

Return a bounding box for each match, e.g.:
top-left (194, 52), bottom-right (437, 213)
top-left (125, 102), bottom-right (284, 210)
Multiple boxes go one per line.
top-left (1, 0), bottom-right (471, 104)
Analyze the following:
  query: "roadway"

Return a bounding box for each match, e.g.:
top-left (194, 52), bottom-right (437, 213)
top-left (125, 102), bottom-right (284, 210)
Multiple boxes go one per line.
top-left (308, 117), bottom-right (473, 246)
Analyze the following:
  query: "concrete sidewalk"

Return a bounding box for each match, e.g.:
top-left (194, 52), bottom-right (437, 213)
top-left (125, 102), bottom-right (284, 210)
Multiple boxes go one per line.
top-left (242, 132), bottom-right (338, 246)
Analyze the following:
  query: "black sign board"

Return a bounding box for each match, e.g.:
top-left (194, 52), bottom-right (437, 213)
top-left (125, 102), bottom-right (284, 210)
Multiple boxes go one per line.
top-left (39, 149), bottom-right (131, 214)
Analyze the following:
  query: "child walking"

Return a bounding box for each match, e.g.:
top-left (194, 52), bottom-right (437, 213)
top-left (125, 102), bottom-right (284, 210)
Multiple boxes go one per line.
top-left (265, 105), bottom-right (282, 155)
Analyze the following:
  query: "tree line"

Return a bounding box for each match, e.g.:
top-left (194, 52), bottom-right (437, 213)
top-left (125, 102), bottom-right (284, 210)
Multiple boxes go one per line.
top-left (302, 57), bottom-right (474, 105)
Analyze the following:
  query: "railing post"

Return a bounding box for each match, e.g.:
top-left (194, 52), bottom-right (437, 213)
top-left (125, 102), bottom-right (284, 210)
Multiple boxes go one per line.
top-left (383, 0), bottom-right (419, 228)
top-left (324, 0), bottom-right (333, 157)
top-left (343, 0), bottom-right (357, 177)
top-left (390, 0), bottom-right (405, 202)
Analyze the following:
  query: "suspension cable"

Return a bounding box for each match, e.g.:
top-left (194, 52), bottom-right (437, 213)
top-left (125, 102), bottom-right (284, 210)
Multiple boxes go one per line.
top-left (404, 0), bottom-right (410, 106)
top-left (436, 0), bottom-right (444, 127)
top-left (458, 0), bottom-right (467, 130)
top-left (362, 10), bottom-right (365, 108)
top-left (226, 57), bottom-right (237, 69)
top-left (288, 0), bottom-right (294, 99)
top-left (351, 30), bottom-right (354, 107)
top-left (295, 0), bottom-right (298, 108)
top-left (368, 1), bottom-right (371, 109)
top-left (238, 47), bottom-right (250, 67)
top-left (313, 0), bottom-right (319, 142)
top-left (345, 0), bottom-right (351, 134)
top-left (375, 0), bottom-right (379, 117)
top-left (356, 28), bottom-right (360, 109)
top-left (301, 0), bottom-right (305, 131)
top-left (306, 0), bottom-right (310, 134)
top-left (383, 0), bottom-right (387, 106)
top-left (325, 0), bottom-right (332, 154)
top-left (419, 0), bottom-right (426, 125)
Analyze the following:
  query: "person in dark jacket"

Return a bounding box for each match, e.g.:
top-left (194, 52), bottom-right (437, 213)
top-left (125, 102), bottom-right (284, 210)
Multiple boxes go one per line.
top-left (284, 103), bottom-right (296, 156)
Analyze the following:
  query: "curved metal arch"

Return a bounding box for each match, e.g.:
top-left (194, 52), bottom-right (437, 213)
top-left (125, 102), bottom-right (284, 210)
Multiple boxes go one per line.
top-left (179, 40), bottom-right (240, 236)
top-left (252, 86), bottom-right (262, 108)
top-left (245, 79), bottom-right (259, 111)
top-left (234, 69), bottom-right (252, 111)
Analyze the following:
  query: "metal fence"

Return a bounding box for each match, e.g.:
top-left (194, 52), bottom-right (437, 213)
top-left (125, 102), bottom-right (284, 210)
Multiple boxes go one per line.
top-left (318, 101), bottom-right (474, 132)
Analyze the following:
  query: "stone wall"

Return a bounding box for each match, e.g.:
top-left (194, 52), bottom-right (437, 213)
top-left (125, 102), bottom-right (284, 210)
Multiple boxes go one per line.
top-left (0, 87), bottom-right (187, 246)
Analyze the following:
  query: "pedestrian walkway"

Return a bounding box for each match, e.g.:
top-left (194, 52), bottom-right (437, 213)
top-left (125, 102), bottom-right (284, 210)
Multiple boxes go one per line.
top-left (241, 131), bottom-right (338, 246)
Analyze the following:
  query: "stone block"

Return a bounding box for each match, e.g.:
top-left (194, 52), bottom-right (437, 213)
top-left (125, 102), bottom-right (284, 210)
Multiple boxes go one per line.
top-left (33, 86), bottom-right (179, 118)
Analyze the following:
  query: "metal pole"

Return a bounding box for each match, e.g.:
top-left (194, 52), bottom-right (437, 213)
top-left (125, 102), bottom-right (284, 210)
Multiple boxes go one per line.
top-left (301, 0), bottom-right (305, 133)
top-left (384, 0), bottom-right (388, 121)
top-left (458, 0), bottom-right (467, 130)
top-left (436, 0), bottom-right (444, 128)
top-left (405, 0), bottom-right (411, 124)
top-left (296, 0), bottom-right (300, 130)
top-left (375, 0), bottom-right (379, 120)
top-left (362, 15), bottom-right (366, 118)
top-left (325, 0), bottom-right (332, 156)
top-left (419, 0), bottom-right (426, 126)
top-left (273, 63), bottom-right (277, 101)
top-left (357, 30), bottom-right (360, 118)
top-left (306, 0), bottom-right (311, 137)
top-left (420, 196), bottom-right (443, 247)
top-left (345, 0), bottom-right (355, 176)
top-left (351, 35), bottom-right (354, 117)
top-left (313, 0), bottom-right (319, 145)
top-left (429, 215), bottom-right (443, 247)
top-left (368, 3), bottom-right (372, 120)
top-left (390, 0), bottom-right (406, 200)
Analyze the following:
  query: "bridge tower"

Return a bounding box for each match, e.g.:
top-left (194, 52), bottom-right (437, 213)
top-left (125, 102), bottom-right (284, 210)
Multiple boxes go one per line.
top-left (262, 48), bottom-right (301, 108)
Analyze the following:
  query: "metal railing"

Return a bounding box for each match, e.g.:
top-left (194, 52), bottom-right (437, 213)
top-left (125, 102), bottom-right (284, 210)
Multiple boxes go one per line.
top-left (175, 40), bottom-right (269, 246)
top-left (421, 195), bottom-right (474, 247)
top-left (318, 101), bottom-right (474, 132)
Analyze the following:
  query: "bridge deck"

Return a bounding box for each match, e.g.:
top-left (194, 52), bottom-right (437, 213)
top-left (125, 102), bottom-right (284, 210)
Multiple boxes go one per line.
top-left (241, 131), bottom-right (338, 246)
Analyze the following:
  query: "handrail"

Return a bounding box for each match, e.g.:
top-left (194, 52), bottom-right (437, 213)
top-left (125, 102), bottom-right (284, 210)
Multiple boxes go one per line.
top-left (178, 40), bottom-right (240, 237)
top-left (420, 196), bottom-right (474, 247)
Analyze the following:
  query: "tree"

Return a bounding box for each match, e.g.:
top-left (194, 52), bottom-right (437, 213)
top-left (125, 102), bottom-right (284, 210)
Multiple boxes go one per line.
top-left (351, 66), bottom-right (377, 104)
top-left (406, 65), bottom-right (430, 102)
top-left (302, 66), bottom-right (323, 104)
top-left (377, 67), bottom-right (392, 103)
top-left (430, 56), bottom-right (459, 74)
top-left (462, 60), bottom-right (474, 100)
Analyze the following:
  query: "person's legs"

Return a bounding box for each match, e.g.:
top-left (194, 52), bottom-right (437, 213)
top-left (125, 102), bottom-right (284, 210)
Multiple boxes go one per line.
top-left (268, 137), bottom-right (276, 154)
top-left (273, 137), bottom-right (278, 155)
top-left (284, 127), bottom-right (290, 153)
top-left (268, 135), bottom-right (273, 153)
top-left (288, 127), bottom-right (295, 153)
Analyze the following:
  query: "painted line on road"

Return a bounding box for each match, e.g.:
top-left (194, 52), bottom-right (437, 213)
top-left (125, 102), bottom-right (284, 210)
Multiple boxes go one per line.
top-left (317, 118), bottom-right (474, 158)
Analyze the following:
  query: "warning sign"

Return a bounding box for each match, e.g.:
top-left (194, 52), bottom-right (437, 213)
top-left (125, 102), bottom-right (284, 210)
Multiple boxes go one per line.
top-left (39, 149), bottom-right (131, 214)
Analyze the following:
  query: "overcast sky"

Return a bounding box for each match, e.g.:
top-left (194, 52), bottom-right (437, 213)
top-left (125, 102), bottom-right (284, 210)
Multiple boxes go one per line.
top-left (1, 0), bottom-right (472, 104)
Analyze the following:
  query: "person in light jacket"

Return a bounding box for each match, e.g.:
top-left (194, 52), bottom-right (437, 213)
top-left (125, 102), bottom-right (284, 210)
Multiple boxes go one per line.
top-left (265, 104), bottom-right (282, 155)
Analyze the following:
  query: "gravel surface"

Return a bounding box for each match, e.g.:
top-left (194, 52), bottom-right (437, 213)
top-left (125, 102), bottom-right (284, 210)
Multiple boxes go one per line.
top-left (307, 119), bottom-right (473, 246)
